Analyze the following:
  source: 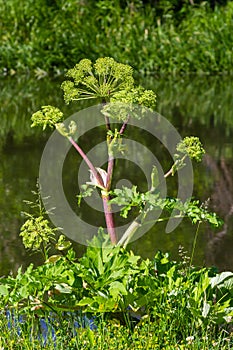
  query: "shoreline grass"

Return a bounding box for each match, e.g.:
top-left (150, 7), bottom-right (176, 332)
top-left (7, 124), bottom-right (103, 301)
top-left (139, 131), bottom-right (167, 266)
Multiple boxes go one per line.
top-left (1, 311), bottom-right (232, 349)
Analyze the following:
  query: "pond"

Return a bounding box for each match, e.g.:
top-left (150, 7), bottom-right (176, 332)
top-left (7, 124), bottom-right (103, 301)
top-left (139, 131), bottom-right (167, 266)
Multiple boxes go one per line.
top-left (0, 74), bottom-right (233, 276)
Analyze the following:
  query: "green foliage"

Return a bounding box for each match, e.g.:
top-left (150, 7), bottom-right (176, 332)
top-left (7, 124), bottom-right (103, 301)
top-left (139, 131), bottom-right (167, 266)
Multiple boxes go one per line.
top-left (0, 232), bottom-right (233, 345)
top-left (110, 186), bottom-right (143, 218)
top-left (150, 251), bottom-right (233, 329)
top-left (19, 187), bottom-right (58, 259)
top-left (2, 54), bottom-right (230, 347)
top-left (76, 233), bottom-right (142, 314)
top-left (0, 0), bottom-right (232, 74)
top-left (0, 311), bottom-right (232, 349)
top-left (77, 184), bottom-right (95, 207)
top-left (110, 185), bottom-right (223, 227)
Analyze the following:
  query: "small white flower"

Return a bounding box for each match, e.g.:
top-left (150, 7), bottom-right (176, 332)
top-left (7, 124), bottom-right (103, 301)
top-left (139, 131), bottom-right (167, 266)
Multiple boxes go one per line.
top-left (224, 315), bottom-right (232, 323)
top-left (186, 335), bottom-right (194, 344)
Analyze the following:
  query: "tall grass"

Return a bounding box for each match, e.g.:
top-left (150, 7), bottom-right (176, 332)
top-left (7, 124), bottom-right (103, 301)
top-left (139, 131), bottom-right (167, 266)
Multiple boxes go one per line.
top-left (0, 0), bottom-right (232, 74)
top-left (0, 309), bottom-right (232, 349)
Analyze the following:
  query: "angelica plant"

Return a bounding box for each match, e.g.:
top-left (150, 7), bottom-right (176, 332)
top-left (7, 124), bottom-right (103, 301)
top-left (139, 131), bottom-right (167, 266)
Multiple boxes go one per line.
top-left (31, 57), bottom-right (157, 244)
top-left (31, 57), bottom-right (221, 246)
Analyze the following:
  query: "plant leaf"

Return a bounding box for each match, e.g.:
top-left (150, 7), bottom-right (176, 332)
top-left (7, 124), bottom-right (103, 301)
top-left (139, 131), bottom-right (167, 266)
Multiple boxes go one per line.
top-left (210, 272), bottom-right (233, 288)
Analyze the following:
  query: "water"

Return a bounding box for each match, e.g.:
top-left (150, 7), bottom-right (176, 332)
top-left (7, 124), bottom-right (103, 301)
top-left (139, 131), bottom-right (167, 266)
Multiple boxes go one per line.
top-left (0, 74), bottom-right (232, 276)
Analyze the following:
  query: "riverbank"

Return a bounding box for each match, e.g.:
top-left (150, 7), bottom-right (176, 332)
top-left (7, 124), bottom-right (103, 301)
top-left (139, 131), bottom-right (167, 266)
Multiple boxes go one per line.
top-left (1, 1), bottom-right (232, 75)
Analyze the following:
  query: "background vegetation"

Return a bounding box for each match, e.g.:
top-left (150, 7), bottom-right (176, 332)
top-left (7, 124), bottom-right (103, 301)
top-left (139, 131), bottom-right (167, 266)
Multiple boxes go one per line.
top-left (1, 74), bottom-right (232, 150)
top-left (1, 234), bottom-right (233, 349)
top-left (0, 0), bottom-right (232, 75)
top-left (1, 2), bottom-right (233, 347)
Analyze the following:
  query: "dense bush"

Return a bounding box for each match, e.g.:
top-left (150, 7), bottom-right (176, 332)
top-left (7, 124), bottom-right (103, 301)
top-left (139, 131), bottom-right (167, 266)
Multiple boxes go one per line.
top-left (0, 0), bottom-right (232, 74)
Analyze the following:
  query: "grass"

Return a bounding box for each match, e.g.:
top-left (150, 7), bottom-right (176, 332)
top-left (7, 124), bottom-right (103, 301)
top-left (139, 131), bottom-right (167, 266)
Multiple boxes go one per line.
top-left (0, 311), bottom-right (232, 349)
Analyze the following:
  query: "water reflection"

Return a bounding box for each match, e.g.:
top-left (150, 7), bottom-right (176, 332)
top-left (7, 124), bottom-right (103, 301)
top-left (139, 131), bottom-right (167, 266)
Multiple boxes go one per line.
top-left (0, 74), bottom-right (232, 275)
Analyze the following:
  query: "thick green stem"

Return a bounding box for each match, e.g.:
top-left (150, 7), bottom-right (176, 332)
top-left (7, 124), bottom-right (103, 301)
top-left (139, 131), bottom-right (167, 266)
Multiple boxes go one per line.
top-left (117, 220), bottom-right (141, 248)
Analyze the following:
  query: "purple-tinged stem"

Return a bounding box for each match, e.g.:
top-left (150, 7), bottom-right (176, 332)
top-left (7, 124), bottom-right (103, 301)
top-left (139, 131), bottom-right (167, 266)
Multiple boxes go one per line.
top-left (106, 155), bottom-right (114, 191)
top-left (102, 193), bottom-right (117, 244)
top-left (103, 116), bottom-right (130, 242)
top-left (69, 136), bottom-right (117, 244)
top-left (99, 112), bottom-right (118, 244)
top-left (69, 137), bottom-right (104, 188)
top-left (119, 116), bottom-right (130, 135)
top-left (104, 153), bottom-right (117, 244)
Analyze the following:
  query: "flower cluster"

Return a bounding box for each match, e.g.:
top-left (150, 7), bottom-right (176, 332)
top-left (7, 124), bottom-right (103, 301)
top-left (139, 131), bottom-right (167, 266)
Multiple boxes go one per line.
top-left (20, 216), bottom-right (55, 251)
top-left (102, 86), bottom-right (156, 121)
top-left (61, 57), bottom-right (135, 104)
top-left (176, 136), bottom-right (205, 162)
top-left (31, 105), bottom-right (63, 130)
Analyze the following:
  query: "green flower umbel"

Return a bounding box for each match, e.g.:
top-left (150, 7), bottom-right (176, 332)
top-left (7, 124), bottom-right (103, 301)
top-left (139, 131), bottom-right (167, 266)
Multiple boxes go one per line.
top-left (31, 105), bottom-right (64, 130)
top-left (102, 86), bottom-right (156, 121)
top-left (20, 216), bottom-right (55, 251)
top-left (61, 57), bottom-right (134, 104)
top-left (176, 136), bottom-right (205, 162)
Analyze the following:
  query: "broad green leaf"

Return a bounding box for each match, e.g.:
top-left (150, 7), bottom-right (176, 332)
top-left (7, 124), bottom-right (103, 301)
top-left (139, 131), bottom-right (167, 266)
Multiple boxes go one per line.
top-left (167, 265), bottom-right (176, 280)
top-left (222, 278), bottom-right (233, 291)
top-left (45, 255), bottom-right (61, 263)
top-left (87, 328), bottom-right (95, 346)
top-left (128, 254), bottom-right (140, 266)
top-left (210, 272), bottom-right (233, 288)
top-left (54, 283), bottom-right (72, 294)
top-left (109, 281), bottom-right (127, 298)
top-left (95, 297), bottom-right (117, 312)
top-left (19, 285), bottom-right (30, 298)
top-left (55, 241), bottom-right (72, 251)
top-left (202, 301), bottom-right (211, 318)
top-left (77, 297), bottom-right (94, 307)
top-left (62, 270), bottom-right (75, 285)
top-left (188, 298), bottom-right (201, 317)
top-left (0, 284), bottom-right (9, 296)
